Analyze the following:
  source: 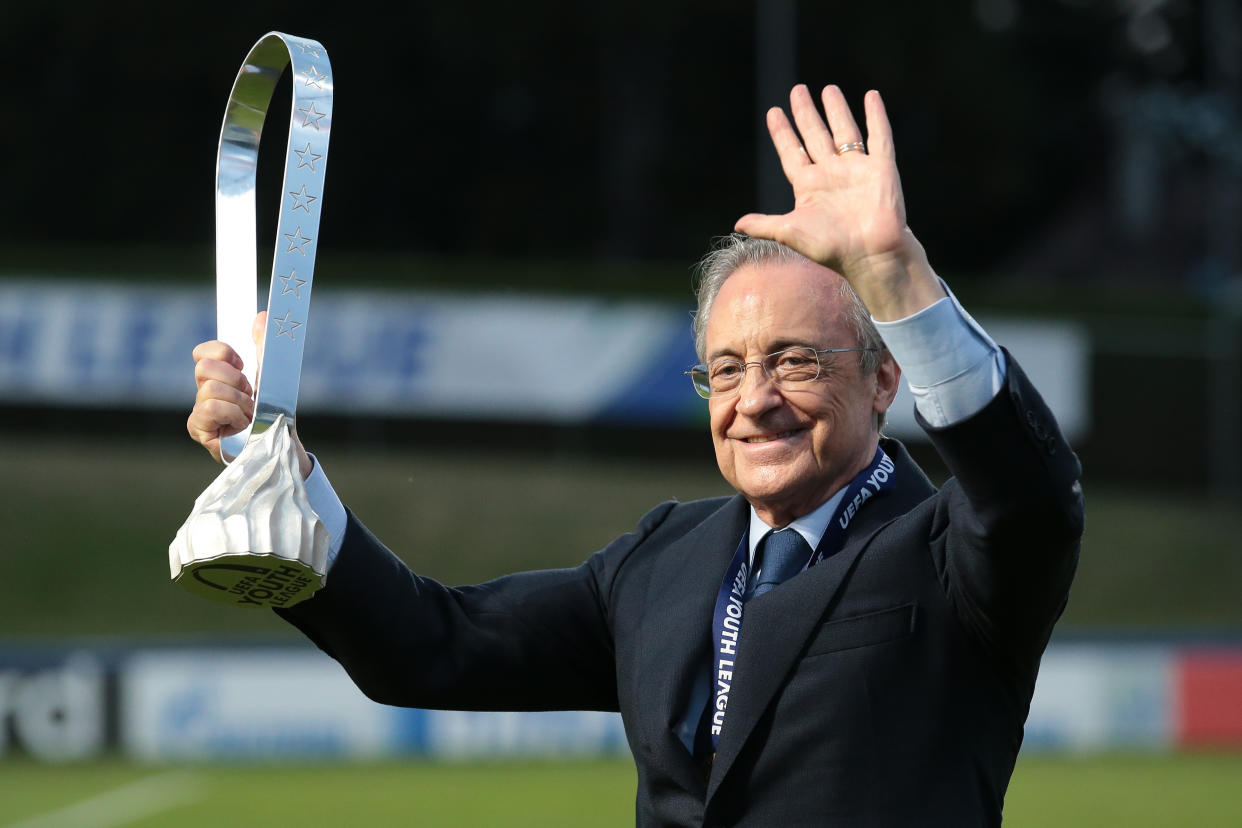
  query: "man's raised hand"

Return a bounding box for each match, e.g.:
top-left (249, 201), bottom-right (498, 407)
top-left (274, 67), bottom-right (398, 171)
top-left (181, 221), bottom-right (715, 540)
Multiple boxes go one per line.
top-left (735, 85), bottom-right (944, 321)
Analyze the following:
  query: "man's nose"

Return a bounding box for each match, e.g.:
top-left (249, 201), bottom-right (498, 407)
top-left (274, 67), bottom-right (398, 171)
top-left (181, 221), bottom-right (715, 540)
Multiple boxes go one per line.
top-left (735, 362), bottom-right (782, 415)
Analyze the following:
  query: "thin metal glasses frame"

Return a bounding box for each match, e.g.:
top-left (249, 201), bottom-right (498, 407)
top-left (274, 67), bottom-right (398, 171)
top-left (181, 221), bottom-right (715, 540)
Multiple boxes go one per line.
top-left (685, 346), bottom-right (879, 399)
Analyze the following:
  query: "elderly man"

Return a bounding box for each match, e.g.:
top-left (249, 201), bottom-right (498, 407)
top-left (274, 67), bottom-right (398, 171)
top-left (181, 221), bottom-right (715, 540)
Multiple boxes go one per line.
top-left (188, 85), bottom-right (1082, 826)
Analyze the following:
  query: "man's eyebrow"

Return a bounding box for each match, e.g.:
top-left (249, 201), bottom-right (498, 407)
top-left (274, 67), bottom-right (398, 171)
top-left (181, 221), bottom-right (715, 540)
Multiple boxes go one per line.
top-left (766, 339), bottom-right (817, 353)
top-left (707, 339), bottom-right (819, 362)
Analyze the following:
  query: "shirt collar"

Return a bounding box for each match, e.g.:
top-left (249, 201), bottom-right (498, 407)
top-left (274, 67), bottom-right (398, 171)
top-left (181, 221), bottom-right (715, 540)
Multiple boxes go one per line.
top-left (746, 485), bottom-right (850, 567)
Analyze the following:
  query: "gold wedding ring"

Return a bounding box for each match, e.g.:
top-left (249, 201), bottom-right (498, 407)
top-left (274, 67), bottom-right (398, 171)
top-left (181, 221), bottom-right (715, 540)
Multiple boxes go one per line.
top-left (836, 141), bottom-right (866, 155)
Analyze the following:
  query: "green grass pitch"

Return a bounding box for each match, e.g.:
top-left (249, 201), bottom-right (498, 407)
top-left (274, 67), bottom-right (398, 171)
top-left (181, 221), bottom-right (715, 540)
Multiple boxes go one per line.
top-left (3, 754), bottom-right (1242, 826)
top-left (4, 437), bottom-right (1240, 637)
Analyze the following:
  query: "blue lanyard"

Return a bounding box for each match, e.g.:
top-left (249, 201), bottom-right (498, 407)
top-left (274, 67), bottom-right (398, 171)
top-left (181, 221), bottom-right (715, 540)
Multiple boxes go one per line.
top-left (707, 446), bottom-right (896, 751)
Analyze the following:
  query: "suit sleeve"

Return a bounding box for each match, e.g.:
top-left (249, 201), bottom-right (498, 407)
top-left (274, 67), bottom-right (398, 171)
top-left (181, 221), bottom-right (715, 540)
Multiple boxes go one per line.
top-left (921, 349), bottom-right (1085, 666)
top-left (275, 500), bottom-right (678, 712)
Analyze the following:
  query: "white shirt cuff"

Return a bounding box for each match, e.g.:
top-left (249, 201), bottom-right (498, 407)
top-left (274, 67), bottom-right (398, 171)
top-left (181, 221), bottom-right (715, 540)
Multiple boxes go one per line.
top-left (873, 284), bottom-right (1006, 427)
top-left (304, 453), bottom-right (348, 570)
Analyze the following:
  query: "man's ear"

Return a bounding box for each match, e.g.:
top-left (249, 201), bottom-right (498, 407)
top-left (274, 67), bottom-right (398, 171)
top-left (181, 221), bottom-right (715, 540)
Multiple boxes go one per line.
top-left (872, 351), bottom-right (900, 417)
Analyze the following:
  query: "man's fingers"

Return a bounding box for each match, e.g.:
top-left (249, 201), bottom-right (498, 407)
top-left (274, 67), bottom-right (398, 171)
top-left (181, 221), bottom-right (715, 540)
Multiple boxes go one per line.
top-left (765, 107), bottom-right (811, 183)
top-left (735, 212), bottom-right (773, 239)
top-left (188, 397), bottom-right (251, 435)
top-left (863, 89), bottom-right (895, 160)
top-left (820, 85), bottom-right (863, 151)
top-left (736, 212), bottom-right (820, 263)
top-left (188, 316), bottom-right (268, 464)
top-left (190, 376), bottom-right (254, 430)
top-left (252, 310), bottom-right (267, 345)
top-left (189, 426), bottom-right (222, 463)
top-left (190, 346), bottom-right (256, 464)
top-left (252, 310), bottom-right (268, 365)
top-left (734, 212), bottom-right (797, 248)
top-left (195, 378), bottom-right (255, 418)
top-left (789, 84), bottom-right (835, 163)
top-left (194, 356), bottom-right (253, 397)
top-left (192, 340), bottom-right (243, 369)
top-left (187, 397), bottom-right (252, 461)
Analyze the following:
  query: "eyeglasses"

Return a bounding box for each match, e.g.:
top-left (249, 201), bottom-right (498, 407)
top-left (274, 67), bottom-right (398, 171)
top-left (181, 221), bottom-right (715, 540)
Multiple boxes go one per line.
top-left (685, 346), bottom-right (878, 399)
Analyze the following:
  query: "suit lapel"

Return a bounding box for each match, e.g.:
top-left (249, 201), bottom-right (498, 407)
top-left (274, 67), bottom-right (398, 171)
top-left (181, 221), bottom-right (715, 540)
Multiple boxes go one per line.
top-left (705, 440), bottom-right (935, 802)
top-left (634, 495), bottom-right (749, 786)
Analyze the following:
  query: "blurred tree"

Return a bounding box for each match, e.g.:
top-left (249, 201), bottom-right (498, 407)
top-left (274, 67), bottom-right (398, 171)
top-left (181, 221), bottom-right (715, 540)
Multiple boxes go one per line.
top-left (0, 0), bottom-right (1227, 280)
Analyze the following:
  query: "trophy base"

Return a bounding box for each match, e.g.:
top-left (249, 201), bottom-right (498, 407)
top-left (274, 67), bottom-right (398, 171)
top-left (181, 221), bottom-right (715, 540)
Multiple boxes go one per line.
top-left (174, 554), bottom-right (323, 609)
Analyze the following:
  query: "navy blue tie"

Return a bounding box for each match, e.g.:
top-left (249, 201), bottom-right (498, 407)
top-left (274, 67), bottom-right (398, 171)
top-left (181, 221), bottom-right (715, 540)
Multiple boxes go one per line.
top-left (693, 528), bottom-right (813, 764)
top-left (748, 529), bottom-right (811, 599)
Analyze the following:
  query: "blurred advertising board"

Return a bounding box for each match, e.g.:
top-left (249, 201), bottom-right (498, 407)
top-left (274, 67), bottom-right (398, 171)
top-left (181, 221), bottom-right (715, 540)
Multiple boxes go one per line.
top-left (0, 280), bottom-right (1088, 439)
top-left (118, 648), bottom-right (628, 761)
top-left (1024, 645), bottom-right (1175, 750)
top-left (2, 640), bottom-right (1239, 763)
top-left (0, 648), bottom-right (106, 761)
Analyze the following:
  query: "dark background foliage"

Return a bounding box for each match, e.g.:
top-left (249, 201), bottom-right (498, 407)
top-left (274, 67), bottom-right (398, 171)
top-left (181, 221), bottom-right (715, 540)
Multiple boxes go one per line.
top-left (4, 0), bottom-right (1229, 284)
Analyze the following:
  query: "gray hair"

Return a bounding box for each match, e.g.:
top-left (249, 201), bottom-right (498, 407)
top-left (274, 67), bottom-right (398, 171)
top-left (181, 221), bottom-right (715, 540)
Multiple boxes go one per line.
top-left (692, 233), bottom-right (889, 429)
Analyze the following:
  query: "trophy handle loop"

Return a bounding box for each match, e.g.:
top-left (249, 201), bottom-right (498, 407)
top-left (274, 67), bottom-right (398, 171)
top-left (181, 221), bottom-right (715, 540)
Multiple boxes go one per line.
top-left (216, 31), bottom-right (332, 462)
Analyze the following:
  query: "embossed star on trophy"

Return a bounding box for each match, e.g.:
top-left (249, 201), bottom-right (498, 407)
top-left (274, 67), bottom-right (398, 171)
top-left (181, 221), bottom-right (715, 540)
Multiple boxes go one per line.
top-left (169, 32), bottom-right (334, 609)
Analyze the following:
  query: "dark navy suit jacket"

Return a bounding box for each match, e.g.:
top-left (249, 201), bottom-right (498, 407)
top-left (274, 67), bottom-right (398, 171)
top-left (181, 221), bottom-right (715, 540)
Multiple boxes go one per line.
top-left (280, 354), bottom-right (1083, 827)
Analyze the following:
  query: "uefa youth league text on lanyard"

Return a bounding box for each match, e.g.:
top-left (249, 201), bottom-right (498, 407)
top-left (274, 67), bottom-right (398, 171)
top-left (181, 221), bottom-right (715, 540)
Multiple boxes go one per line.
top-left (708, 447), bottom-right (896, 751)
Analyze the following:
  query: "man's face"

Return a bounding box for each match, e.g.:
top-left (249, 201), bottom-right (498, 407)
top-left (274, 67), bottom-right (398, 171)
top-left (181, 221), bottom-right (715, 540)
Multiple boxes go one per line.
top-left (705, 259), bottom-right (898, 527)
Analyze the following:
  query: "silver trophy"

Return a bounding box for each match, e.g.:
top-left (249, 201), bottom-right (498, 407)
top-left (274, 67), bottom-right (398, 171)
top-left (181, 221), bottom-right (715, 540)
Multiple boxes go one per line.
top-left (169, 32), bottom-right (334, 608)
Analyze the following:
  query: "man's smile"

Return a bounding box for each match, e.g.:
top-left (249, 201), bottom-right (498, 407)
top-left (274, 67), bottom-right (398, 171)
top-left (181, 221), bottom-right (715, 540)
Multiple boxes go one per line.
top-left (734, 428), bottom-right (807, 445)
